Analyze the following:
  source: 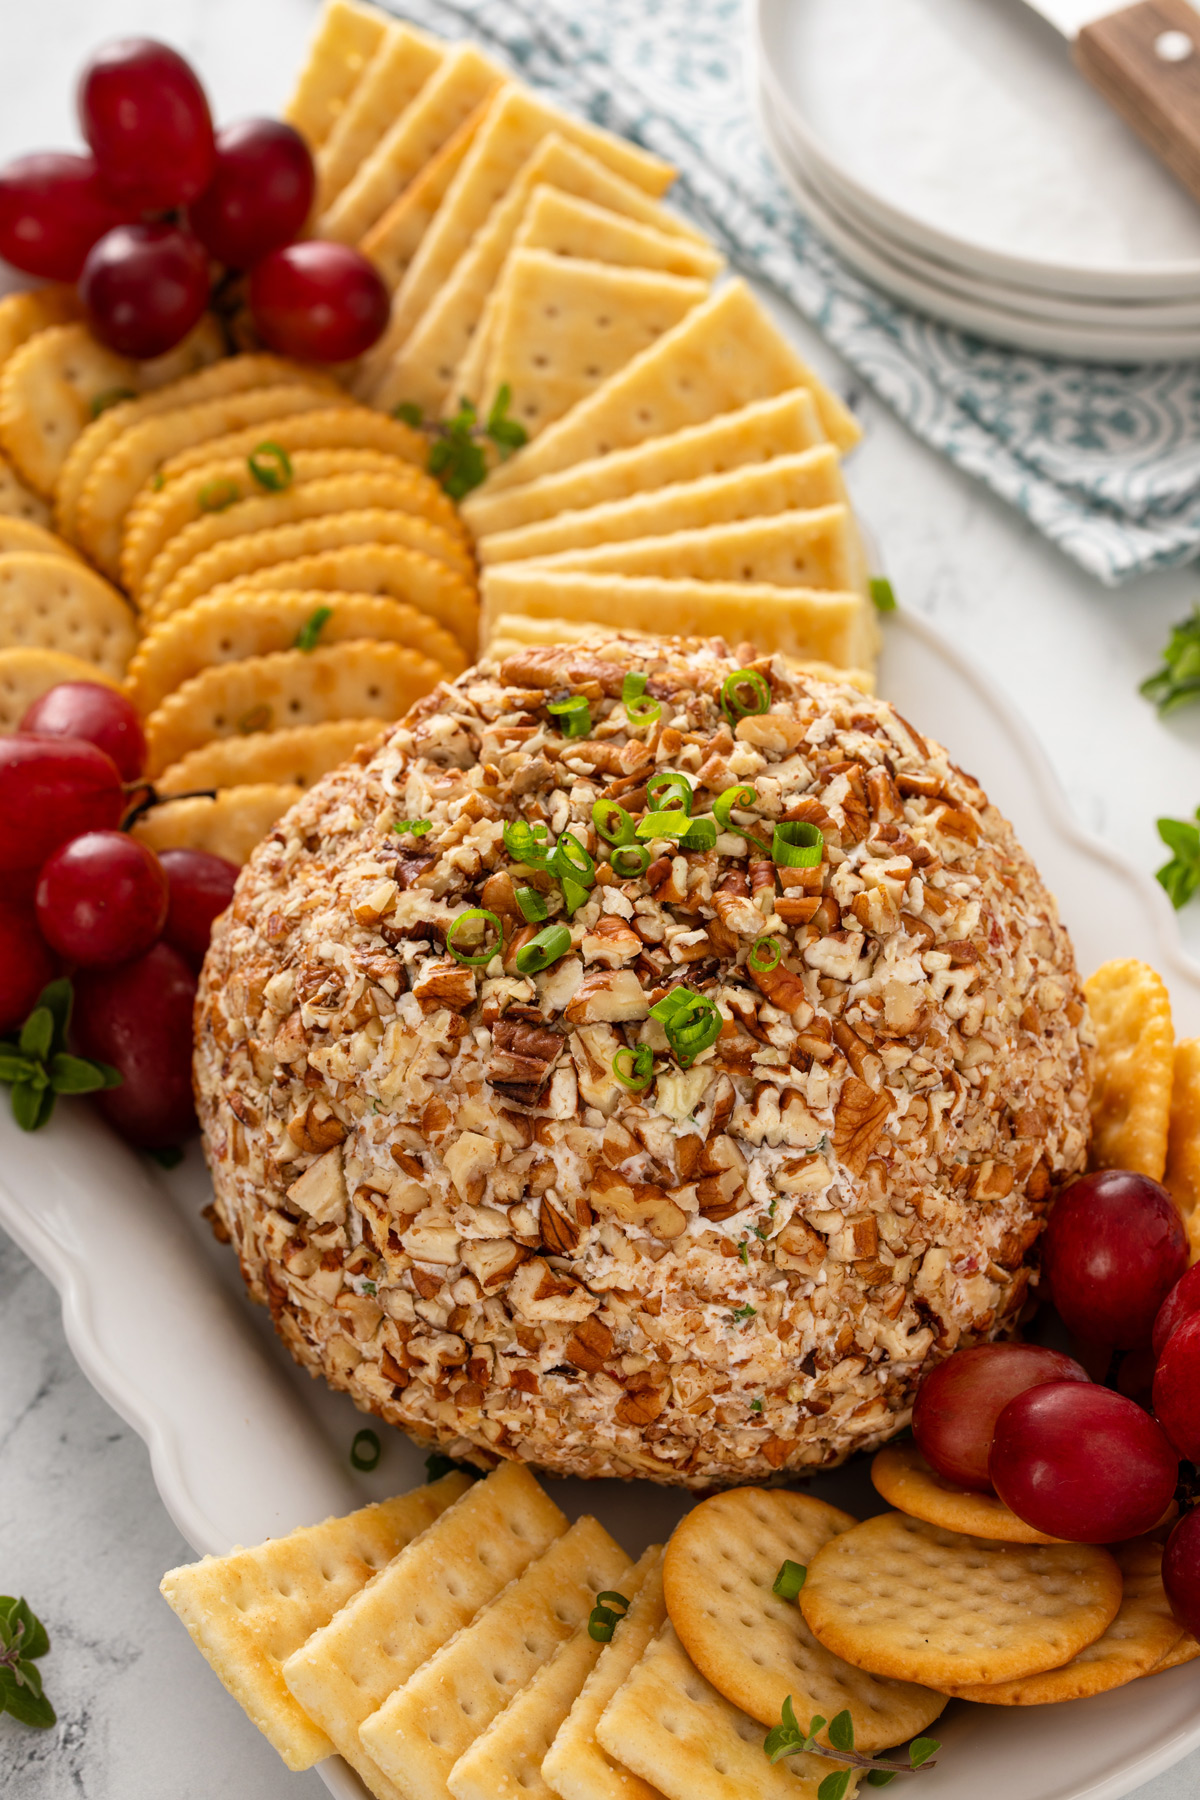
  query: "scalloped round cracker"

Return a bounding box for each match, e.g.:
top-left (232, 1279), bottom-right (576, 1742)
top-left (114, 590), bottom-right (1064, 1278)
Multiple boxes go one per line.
top-left (663, 1487), bottom-right (944, 1754)
top-left (156, 719), bottom-right (381, 796)
top-left (0, 552), bottom-right (136, 677)
top-left (0, 286), bottom-right (81, 368)
top-left (0, 517), bottom-right (81, 563)
top-left (75, 381), bottom-right (347, 575)
top-left (0, 646), bottom-right (119, 730)
top-left (799, 1511), bottom-right (1122, 1689)
top-left (941, 1537), bottom-right (1183, 1705)
top-left (132, 782), bottom-right (303, 864)
top-left (0, 449), bottom-right (52, 528)
top-left (1143, 1629), bottom-right (1199, 1675)
top-left (138, 468), bottom-right (468, 610)
top-left (155, 407), bottom-right (425, 483)
top-left (143, 640), bottom-right (445, 775)
top-left (120, 447), bottom-right (458, 594)
top-left (161, 545), bottom-right (479, 653)
top-left (870, 1442), bottom-right (1062, 1545)
top-left (126, 588), bottom-right (466, 713)
top-left (53, 351), bottom-right (325, 546)
top-left (152, 506), bottom-right (475, 621)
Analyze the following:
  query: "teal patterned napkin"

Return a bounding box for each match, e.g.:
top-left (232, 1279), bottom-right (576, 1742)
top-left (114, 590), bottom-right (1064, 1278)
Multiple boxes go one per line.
top-left (382, 0), bottom-right (1200, 586)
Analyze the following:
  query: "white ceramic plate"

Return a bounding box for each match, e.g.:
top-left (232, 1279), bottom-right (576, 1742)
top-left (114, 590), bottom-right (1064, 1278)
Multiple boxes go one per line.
top-left (0, 609), bottom-right (1197, 1800)
top-left (757, 86), bottom-right (1200, 363)
top-left (753, 0), bottom-right (1200, 300)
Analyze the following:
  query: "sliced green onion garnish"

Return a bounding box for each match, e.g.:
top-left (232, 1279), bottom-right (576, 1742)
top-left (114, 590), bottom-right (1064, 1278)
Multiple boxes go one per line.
top-left (772, 1560), bottom-right (807, 1601)
top-left (680, 817), bottom-right (717, 853)
top-left (611, 842), bottom-right (652, 878)
top-left (198, 477), bottom-right (240, 513)
top-left (621, 671), bottom-right (648, 703)
top-left (547, 694), bottom-right (591, 738)
top-left (772, 821), bottom-right (824, 868)
top-left (515, 886), bottom-right (548, 923)
top-left (350, 1428), bottom-right (382, 1470)
top-left (248, 440), bottom-right (293, 491)
top-left (647, 770), bottom-right (693, 814)
top-left (713, 783), bottom-right (772, 856)
top-left (624, 694), bottom-right (662, 730)
top-left (650, 987), bottom-right (722, 1067)
top-left (503, 819), bottom-right (552, 867)
top-left (870, 576), bottom-right (897, 614)
top-left (393, 818), bottom-right (431, 836)
top-left (588, 1590), bottom-right (631, 1643)
top-left (446, 908), bottom-right (503, 966)
top-left (90, 386), bottom-right (135, 419)
top-left (635, 807), bottom-right (693, 841)
top-left (720, 668), bottom-right (771, 722)
top-left (295, 604), bottom-right (333, 652)
top-left (560, 876), bottom-right (591, 915)
top-left (593, 798), bottom-right (636, 846)
top-left (514, 923), bottom-right (571, 974)
top-left (550, 830), bottom-right (595, 888)
top-left (750, 935), bottom-right (783, 971)
top-left (612, 1045), bottom-right (654, 1090)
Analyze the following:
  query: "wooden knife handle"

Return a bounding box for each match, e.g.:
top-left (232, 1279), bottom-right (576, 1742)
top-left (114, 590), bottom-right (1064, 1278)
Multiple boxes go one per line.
top-left (1075, 0), bottom-right (1200, 203)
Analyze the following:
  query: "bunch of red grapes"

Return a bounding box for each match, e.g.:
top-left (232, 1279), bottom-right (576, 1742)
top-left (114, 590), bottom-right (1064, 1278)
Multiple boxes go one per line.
top-left (0, 38), bottom-right (389, 363)
top-left (0, 681), bottom-right (240, 1150)
top-left (913, 1170), bottom-right (1200, 1644)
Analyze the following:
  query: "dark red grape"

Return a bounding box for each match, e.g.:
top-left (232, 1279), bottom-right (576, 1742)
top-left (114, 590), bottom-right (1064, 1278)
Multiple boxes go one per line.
top-left (0, 151), bottom-right (126, 281)
top-left (1153, 1261), bottom-right (1200, 1359)
top-left (79, 38), bottom-right (214, 211)
top-left (912, 1343), bottom-right (1090, 1491)
top-left (248, 241), bottom-right (389, 362)
top-left (1042, 1170), bottom-right (1188, 1350)
top-left (80, 222), bottom-right (210, 359)
top-left (0, 736), bottom-right (123, 876)
top-left (36, 831), bottom-right (168, 967)
top-left (190, 119), bottom-right (315, 269)
top-left (159, 848), bottom-right (238, 971)
top-left (990, 1381), bottom-right (1179, 1543)
top-left (1163, 1509), bottom-right (1200, 1639)
top-left (1153, 1311), bottom-right (1200, 1462)
top-left (72, 941), bottom-right (197, 1148)
top-left (0, 901), bottom-right (56, 1034)
top-left (21, 681), bottom-right (145, 782)
top-left (1115, 1343), bottom-right (1156, 1409)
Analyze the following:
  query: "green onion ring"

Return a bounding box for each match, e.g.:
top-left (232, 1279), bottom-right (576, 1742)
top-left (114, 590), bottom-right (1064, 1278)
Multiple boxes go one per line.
top-left (612, 1044), bottom-right (654, 1090)
top-left (650, 988), bottom-right (721, 1067)
top-left (634, 807), bottom-right (692, 842)
top-left (624, 694), bottom-right (662, 730)
top-left (646, 769), bottom-right (693, 814)
top-left (514, 922), bottom-right (571, 975)
top-left (350, 1428), bottom-right (382, 1470)
top-left (445, 908), bottom-right (503, 966)
top-left (621, 671), bottom-right (648, 703)
top-left (679, 817), bottom-right (717, 853)
top-left (611, 842), bottom-right (652, 878)
top-left (720, 668), bottom-right (771, 722)
top-left (714, 783), bottom-right (773, 857)
top-left (503, 819), bottom-right (551, 867)
top-left (248, 440), bottom-right (294, 491)
top-left (547, 694), bottom-right (591, 738)
top-left (772, 821), bottom-right (824, 868)
top-left (750, 935), bottom-right (783, 972)
top-left (592, 798), bottom-right (636, 846)
top-left (515, 886), bottom-right (548, 923)
top-left (560, 876), bottom-right (591, 915)
top-left (549, 830), bottom-right (595, 887)
top-left (197, 477), bottom-right (240, 513)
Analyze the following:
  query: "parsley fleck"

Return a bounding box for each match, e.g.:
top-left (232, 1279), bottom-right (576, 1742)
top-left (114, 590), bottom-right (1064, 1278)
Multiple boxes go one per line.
top-left (732, 1303), bottom-right (757, 1322)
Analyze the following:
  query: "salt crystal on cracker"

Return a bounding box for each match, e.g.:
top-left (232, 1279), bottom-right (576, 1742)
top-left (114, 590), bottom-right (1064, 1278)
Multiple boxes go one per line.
top-left (159, 1472), bottom-right (469, 1770)
top-left (1084, 958), bottom-right (1173, 1181)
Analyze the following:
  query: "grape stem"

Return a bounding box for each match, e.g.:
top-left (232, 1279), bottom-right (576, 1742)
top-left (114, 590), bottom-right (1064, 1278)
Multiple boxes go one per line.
top-left (120, 783), bottom-right (217, 829)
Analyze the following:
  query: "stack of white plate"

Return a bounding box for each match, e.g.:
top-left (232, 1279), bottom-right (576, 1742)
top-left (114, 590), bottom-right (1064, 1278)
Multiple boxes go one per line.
top-left (752, 0), bottom-right (1200, 362)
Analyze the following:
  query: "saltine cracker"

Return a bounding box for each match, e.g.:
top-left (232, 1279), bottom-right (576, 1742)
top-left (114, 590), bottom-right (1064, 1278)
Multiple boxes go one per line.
top-left (157, 718), bottom-right (381, 796)
top-left (200, 545), bottom-right (479, 652)
top-left (360, 100), bottom-right (492, 290)
top-left (0, 551), bottom-right (136, 678)
top-left (0, 646), bottom-right (119, 731)
top-left (284, 0), bottom-right (391, 149)
top-left (315, 22), bottom-right (444, 211)
top-left (282, 1462), bottom-right (568, 1800)
top-left (1084, 959), bottom-right (1173, 1181)
top-left (158, 1472), bottom-right (469, 1770)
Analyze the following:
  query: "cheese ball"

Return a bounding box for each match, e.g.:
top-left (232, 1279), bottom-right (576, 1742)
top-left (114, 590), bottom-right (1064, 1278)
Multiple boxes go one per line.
top-left (195, 634), bottom-right (1092, 1488)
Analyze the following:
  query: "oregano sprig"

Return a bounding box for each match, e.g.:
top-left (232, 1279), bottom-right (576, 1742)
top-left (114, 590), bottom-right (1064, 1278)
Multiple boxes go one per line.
top-left (0, 1597), bottom-right (55, 1729)
top-left (1154, 809), bottom-right (1200, 909)
top-left (0, 978), bottom-right (121, 1132)
top-left (764, 1698), bottom-right (940, 1794)
top-left (393, 386), bottom-right (529, 500)
top-left (1141, 606), bottom-right (1200, 716)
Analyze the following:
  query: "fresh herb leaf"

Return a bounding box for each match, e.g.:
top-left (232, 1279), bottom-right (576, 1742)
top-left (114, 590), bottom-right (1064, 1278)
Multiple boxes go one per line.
top-left (818, 1773), bottom-right (852, 1800)
top-left (750, 1398), bottom-right (763, 1413)
top-left (394, 389), bottom-right (528, 501)
top-left (909, 1738), bottom-right (940, 1770)
top-left (147, 1146), bottom-right (184, 1169)
top-left (869, 577), bottom-right (897, 614)
top-left (1142, 606), bottom-right (1200, 715)
top-left (424, 1450), bottom-right (479, 1482)
top-left (48, 1053), bottom-right (119, 1095)
top-left (764, 1695), bottom-right (807, 1764)
top-left (0, 983), bottom-right (117, 1132)
top-left (866, 1773), bottom-right (899, 1788)
top-left (738, 1239), bottom-right (750, 1265)
top-left (393, 818), bottom-right (432, 836)
top-left (295, 605), bottom-right (333, 653)
top-left (772, 1560), bottom-right (807, 1601)
top-left (827, 1711), bottom-right (855, 1754)
top-left (1156, 810), bottom-right (1200, 909)
top-left (763, 1697), bottom-right (939, 1781)
top-left (732, 1303), bottom-right (757, 1322)
top-left (485, 384), bottom-right (529, 457)
top-left (0, 1598), bottom-right (54, 1729)
top-left (19, 1005), bottom-right (54, 1063)
top-left (392, 401), bottom-right (424, 428)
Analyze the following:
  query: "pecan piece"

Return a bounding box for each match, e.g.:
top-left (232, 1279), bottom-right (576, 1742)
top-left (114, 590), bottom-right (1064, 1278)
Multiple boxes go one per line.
top-left (490, 1019), bottom-right (562, 1090)
top-left (565, 1315), bottom-right (614, 1373)
top-left (615, 1382), bottom-right (666, 1427)
top-left (832, 1076), bottom-right (891, 1176)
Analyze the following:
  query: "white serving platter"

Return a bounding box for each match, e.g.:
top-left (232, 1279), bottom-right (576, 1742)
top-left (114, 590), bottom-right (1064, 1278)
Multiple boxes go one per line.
top-left (0, 608), bottom-right (1197, 1800)
top-left (753, 0), bottom-right (1200, 300)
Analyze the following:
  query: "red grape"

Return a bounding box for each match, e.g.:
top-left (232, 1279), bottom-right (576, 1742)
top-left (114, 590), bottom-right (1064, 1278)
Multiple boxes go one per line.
top-left (36, 831), bottom-right (168, 967)
top-left (190, 119), bottom-right (315, 270)
top-left (79, 38), bottom-right (214, 211)
top-left (159, 848), bottom-right (238, 971)
top-left (1153, 1261), bottom-right (1200, 1358)
top-left (0, 901), bottom-right (56, 1034)
top-left (1042, 1170), bottom-right (1188, 1349)
top-left (912, 1343), bottom-right (1090, 1491)
top-left (248, 241), bottom-right (389, 362)
top-left (21, 681), bottom-right (145, 782)
top-left (0, 152), bottom-right (126, 281)
top-left (1153, 1310), bottom-right (1200, 1462)
top-left (80, 222), bottom-right (211, 360)
top-left (990, 1381), bottom-right (1179, 1543)
top-left (72, 941), bottom-right (197, 1148)
top-left (0, 736), bottom-right (123, 876)
top-left (1163, 1509), bottom-right (1200, 1639)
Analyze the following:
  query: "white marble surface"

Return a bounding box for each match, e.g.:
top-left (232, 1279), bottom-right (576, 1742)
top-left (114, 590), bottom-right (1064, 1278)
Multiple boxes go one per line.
top-left (0, 1), bottom-right (1197, 1795)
